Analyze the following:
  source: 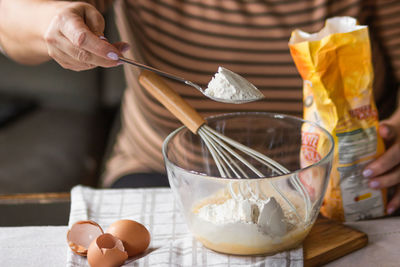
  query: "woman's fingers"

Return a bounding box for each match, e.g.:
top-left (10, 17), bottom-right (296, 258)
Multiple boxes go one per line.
top-left (57, 33), bottom-right (120, 68)
top-left (113, 42), bottom-right (130, 53)
top-left (363, 122), bottom-right (399, 178)
top-left (44, 21), bottom-right (90, 71)
top-left (387, 185), bottom-right (400, 214)
top-left (363, 142), bottom-right (400, 178)
top-left (81, 5), bottom-right (105, 37)
top-left (364, 124), bottom-right (400, 189)
top-left (45, 18), bottom-right (113, 71)
top-left (368, 163), bottom-right (400, 189)
top-left (379, 123), bottom-right (394, 140)
top-left (49, 45), bottom-right (96, 71)
top-left (379, 123), bottom-right (396, 148)
top-left (363, 121), bottom-right (400, 214)
top-left (60, 13), bottom-right (120, 63)
top-left (44, 2), bottom-right (124, 71)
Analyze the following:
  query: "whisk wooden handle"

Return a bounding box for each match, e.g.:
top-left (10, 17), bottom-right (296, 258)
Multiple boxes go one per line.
top-left (138, 70), bottom-right (206, 134)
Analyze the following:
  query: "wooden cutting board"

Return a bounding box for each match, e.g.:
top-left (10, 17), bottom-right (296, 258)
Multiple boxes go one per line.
top-left (303, 216), bottom-right (368, 266)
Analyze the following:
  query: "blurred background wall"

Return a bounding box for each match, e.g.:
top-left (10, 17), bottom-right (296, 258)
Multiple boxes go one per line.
top-left (0, 10), bottom-right (125, 194)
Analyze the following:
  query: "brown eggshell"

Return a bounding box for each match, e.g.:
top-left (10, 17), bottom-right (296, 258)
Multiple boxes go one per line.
top-left (106, 219), bottom-right (151, 257)
top-left (67, 220), bottom-right (104, 256)
top-left (87, 233), bottom-right (128, 267)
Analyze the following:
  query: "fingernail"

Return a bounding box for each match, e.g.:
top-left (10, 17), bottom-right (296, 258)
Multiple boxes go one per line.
top-left (363, 169), bottom-right (373, 178)
top-left (369, 180), bottom-right (380, 188)
top-left (99, 36), bottom-right (107, 41)
top-left (380, 125), bottom-right (389, 136)
top-left (120, 44), bottom-right (130, 53)
top-left (387, 207), bottom-right (395, 214)
top-left (107, 52), bottom-right (119, 60)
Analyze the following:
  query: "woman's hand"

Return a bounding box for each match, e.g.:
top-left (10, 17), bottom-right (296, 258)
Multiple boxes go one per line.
top-left (363, 117), bottom-right (400, 215)
top-left (0, 0), bottom-right (127, 71)
top-left (44, 1), bottom-right (127, 71)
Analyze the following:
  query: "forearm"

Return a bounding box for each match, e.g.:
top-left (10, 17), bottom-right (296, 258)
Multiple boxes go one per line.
top-left (0, 0), bottom-right (62, 64)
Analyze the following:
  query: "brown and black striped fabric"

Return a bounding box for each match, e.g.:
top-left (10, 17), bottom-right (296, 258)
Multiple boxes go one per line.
top-left (102, 0), bottom-right (400, 186)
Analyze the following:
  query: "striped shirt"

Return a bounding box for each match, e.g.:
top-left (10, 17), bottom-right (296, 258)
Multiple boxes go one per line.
top-left (102, 0), bottom-right (400, 186)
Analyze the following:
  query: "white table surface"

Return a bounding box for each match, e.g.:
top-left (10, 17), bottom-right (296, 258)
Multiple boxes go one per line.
top-left (1, 188), bottom-right (399, 267)
top-left (1, 217), bottom-right (399, 267)
top-left (0, 226), bottom-right (68, 267)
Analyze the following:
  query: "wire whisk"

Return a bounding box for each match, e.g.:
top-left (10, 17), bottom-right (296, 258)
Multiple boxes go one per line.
top-left (139, 70), bottom-right (311, 222)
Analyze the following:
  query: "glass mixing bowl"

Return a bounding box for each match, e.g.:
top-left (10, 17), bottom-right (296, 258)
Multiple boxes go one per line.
top-left (163, 112), bottom-right (334, 255)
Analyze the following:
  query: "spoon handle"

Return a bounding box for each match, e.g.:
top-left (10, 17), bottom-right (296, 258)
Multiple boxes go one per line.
top-left (120, 57), bottom-right (187, 84)
top-left (139, 70), bottom-right (206, 134)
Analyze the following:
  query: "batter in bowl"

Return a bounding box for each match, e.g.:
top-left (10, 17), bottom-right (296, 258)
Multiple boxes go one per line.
top-left (190, 188), bottom-right (313, 255)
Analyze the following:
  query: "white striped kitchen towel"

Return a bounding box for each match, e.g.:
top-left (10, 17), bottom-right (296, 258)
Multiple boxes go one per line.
top-left (66, 185), bottom-right (303, 267)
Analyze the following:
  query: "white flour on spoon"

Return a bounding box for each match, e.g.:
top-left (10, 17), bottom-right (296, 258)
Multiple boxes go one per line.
top-left (205, 67), bottom-right (264, 101)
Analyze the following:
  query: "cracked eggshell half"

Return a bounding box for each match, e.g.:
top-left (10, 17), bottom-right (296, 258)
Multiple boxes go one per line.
top-left (67, 220), bottom-right (104, 256)
top-left (87, 233), bottom-right (128, 267)
top-left (106, 219), bottom-right (151, 257)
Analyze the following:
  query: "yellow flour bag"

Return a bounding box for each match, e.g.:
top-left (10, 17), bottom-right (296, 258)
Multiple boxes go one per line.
top-left (289, 17), bottom-right (387, 221)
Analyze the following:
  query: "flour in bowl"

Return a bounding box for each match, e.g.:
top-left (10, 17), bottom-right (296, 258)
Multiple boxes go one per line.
top-left (191, 191), bottom-right (312, 255)
top-left (197, 197), bottom-right (287, 236)
top-left (205, 67), bottom-right (264, 101)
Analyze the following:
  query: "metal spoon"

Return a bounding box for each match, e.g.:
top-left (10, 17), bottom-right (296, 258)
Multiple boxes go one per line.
top-left (119, 57), bottom-right (264, 104)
